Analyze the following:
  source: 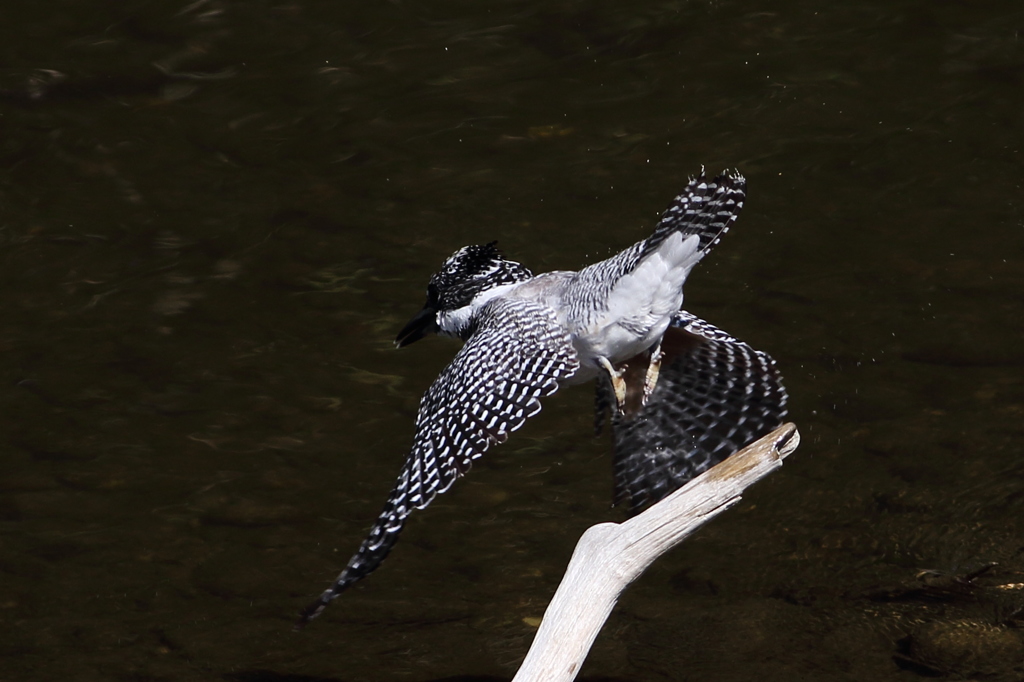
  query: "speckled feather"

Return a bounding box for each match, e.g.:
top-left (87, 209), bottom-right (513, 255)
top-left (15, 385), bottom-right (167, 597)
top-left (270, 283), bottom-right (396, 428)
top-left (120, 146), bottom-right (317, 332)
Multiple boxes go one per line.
top-left (429, 242), bottom-right (533, 316)
top-left (296, 298), bottom-right (579, 627)
top-left (298, 169), bottom-right (783, 627)
top-left (565, 170), bottom-right (745, 322)
top-left (644, 169), bottom-right (745, 256)
top-left (599, 310), bottom-right (788, 512)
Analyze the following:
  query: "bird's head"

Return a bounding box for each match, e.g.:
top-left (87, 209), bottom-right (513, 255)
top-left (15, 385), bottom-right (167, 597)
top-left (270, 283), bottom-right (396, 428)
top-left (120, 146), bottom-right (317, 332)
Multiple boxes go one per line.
top-left (395, 241), bottom-right (533, 347)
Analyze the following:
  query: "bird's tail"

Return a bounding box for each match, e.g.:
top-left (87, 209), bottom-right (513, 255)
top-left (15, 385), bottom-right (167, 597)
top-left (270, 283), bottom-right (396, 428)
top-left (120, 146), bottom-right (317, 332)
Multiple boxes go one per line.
top-left (604, 310), bottom-right (787, 513)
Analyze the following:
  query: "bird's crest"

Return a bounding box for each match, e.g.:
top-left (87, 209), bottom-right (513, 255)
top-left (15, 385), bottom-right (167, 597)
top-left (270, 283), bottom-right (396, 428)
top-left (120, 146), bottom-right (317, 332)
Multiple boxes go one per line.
top-left (428, 241), bottom-right (533, 312)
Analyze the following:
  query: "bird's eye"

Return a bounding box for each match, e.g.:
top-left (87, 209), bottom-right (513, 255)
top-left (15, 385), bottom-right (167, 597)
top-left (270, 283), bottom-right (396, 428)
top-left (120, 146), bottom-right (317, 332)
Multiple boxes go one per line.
top-left (426, 283), bottom-right (440, 307)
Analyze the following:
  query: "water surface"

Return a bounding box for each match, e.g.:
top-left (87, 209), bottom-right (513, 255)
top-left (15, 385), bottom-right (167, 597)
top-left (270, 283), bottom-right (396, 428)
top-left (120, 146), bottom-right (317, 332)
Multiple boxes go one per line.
top-left (2, 1), bottom-right (1023, 680)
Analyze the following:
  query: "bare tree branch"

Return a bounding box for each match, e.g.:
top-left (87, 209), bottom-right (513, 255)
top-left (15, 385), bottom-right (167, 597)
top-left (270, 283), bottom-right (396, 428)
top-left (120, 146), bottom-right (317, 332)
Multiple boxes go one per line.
top-left (512, 423), bottom-right (800, 682)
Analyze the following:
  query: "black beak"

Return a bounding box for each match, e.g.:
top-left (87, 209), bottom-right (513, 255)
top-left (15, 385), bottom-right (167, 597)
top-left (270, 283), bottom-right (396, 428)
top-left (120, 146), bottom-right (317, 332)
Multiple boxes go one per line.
top-left (395, 306), bottom-right (439, 348)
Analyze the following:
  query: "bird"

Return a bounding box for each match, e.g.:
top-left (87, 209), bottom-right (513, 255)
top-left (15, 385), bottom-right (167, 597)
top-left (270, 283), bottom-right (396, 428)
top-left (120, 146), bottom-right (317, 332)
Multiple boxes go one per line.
top-left (295, 169), bottom-right (787, 628)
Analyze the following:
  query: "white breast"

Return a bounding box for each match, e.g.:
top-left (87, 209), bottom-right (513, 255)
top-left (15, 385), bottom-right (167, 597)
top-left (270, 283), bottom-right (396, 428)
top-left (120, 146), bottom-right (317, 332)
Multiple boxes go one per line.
top-left (573, 232), bottom-right (701, 365)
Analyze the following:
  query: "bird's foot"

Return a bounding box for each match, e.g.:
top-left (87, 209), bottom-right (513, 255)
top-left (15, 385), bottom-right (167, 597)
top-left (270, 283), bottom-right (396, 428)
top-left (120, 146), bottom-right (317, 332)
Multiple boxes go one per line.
top-left (597, 356), bottom-right (628, 414)
top-left (642, 342), bottom-right (664, 406)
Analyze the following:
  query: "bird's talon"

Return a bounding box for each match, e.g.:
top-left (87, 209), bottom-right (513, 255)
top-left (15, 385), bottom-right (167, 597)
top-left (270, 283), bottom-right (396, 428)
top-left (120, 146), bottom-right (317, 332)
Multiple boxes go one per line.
top-left (598, 356), bottom-right (629, 413)
top-left (642, 343), bottom-right (665, 405)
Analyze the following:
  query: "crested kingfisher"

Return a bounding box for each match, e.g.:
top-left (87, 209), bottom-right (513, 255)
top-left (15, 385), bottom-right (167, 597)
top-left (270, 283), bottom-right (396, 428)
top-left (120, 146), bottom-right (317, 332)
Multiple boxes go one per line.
top-left (296, 169), bottom-right (787, 627)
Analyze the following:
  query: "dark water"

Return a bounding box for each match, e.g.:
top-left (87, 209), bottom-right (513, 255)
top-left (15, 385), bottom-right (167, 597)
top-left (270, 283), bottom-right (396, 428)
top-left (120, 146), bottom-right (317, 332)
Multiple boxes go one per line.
top-left (2, 1), bottom-right (1023, 680)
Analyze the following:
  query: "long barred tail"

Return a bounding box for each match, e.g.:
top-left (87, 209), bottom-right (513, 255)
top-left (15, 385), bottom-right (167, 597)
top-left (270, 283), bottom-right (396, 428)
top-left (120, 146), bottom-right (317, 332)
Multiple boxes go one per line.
top-left (294, 494), bottom-right (408, 629)
top-left (600, 310), bottom-right (787, 513)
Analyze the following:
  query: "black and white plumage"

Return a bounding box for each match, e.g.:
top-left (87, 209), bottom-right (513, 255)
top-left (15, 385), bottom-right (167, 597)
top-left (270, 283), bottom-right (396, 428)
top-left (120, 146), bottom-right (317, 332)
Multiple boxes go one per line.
top-left (598, 311), bottom-right (788, 511)
top-left (296, 169), bottom-right (787, 627)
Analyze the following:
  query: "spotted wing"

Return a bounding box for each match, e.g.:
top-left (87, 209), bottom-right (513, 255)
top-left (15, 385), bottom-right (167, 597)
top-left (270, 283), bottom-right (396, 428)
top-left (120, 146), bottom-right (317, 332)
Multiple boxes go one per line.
top-left (569, 170), bottom-right (745, 306)
top-left (297, 298), bottom-right (579, 627)
top-left (642, 168), bottom-right (745, 258)
top-left (600, 310), bottom-right (787, 513)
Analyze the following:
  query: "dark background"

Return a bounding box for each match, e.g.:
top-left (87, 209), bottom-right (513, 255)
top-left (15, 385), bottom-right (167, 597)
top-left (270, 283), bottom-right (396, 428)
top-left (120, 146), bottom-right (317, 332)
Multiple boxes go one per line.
top-left (2, 1), bottom-right (1023, 680)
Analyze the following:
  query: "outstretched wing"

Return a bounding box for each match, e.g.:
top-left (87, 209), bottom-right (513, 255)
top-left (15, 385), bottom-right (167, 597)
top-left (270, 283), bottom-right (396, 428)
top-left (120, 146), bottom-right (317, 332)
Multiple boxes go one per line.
top-left (567, 170), bottom-right (745, 309)
top-left (297, 298), bottom-right (579, 627)
top-left (599, 311), bottom-right (787, 513)
top-left (642, 168), bottom-right (745, 258)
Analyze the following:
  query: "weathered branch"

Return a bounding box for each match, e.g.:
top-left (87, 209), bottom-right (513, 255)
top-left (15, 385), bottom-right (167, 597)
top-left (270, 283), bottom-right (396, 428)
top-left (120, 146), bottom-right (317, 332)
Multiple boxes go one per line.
top-left (512, 423), bottom-right (800, 682)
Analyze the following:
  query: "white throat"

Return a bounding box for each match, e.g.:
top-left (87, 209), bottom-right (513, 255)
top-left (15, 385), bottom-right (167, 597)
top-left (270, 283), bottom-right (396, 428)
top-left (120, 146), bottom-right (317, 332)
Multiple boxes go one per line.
top-left (436, 282), bottom-right (521, 337)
